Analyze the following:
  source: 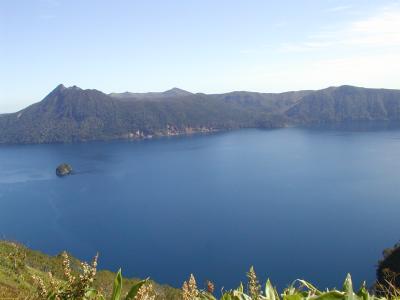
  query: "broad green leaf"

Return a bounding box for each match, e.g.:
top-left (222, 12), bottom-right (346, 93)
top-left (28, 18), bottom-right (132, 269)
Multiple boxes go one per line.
top-left (221, 292), bottom-right (234, 300)
top-left (283, 293), bottom-right (303, 300)
top-left (237, 282), bottom-right (244, 293)
top-left (315, 291), bottom-right (346, 300)
top-left (84, 288), bottom-right (103, 299)
top-left (343, 274), bottom-right (353, 294)
top-left (356, 281), bottom-right (369, 300)
top-left (199, 292), bottom-right (218, 300)
top-left (111, 269), bottom-right (123, 300)
top-left (343, 274), bottom-right (358, 300)
top-left (283, 286), bottom-right (297, 296)
top-left (125, 279), bottom-right (147, 300)
top-left (296, 279), bottom-right (322, 295)
top-left (265, 279), bottom-right (279, 300)
top-left (233, 290), bottom-right (252, 300)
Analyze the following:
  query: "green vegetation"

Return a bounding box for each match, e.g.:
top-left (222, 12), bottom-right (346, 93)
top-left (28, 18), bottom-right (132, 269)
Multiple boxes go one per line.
top-left (2, 84), bottom-right (400, 144)
top-left (1, 241), bottom-right (400, 300)
top-left (0, 241), bottom-right (180, 299)
top-left (376, 243), bottom-right (400, 297)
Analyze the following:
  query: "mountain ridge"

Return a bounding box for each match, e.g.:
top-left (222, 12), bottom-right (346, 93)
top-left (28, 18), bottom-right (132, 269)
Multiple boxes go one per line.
top-left (1, 84), bottom-right (400, 144)
top-left (109, 87), bottom-right (193, 100)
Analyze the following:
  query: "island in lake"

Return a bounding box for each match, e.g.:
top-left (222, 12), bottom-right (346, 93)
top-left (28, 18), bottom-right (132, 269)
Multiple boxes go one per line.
top-left (56, 163), bottom-right (73, 177)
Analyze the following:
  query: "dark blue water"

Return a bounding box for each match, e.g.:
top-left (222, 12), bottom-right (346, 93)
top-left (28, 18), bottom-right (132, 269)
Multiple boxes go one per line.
top-left (1, 127), bottom-right (400, 290)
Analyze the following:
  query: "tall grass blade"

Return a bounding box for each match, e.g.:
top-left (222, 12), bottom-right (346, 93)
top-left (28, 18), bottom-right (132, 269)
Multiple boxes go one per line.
top-left (111, 269), bottom-right (123, 300)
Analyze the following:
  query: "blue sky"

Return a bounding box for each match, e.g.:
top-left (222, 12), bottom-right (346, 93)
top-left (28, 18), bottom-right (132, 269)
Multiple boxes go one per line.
top-left (1, 0), bottom-right (400, 112)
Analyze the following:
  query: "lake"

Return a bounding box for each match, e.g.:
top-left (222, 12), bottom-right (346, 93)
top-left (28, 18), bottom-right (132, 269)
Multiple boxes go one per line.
top-left (1, 125), bottom-right (400, 290)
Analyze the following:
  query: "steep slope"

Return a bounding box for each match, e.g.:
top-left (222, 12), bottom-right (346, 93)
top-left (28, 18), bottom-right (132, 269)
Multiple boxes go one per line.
top-left (2, 84), bottom-right (400, 144)
top-left (0, 84), bottom-right (125, 143)
top-left (0, 241), bottom-right (180, 299)
top-left (0, 85), bottom-right (286, 144)
top-left (286, 86), bottom-right (400, 124)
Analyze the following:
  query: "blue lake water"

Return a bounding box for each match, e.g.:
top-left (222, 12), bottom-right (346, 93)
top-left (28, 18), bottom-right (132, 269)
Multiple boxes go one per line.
top-left (1, 126), bottom-right (400, 290)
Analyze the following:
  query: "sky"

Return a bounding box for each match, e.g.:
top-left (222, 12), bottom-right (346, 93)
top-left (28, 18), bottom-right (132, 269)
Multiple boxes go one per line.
top-left (1, 0), bottom-right (400, 113)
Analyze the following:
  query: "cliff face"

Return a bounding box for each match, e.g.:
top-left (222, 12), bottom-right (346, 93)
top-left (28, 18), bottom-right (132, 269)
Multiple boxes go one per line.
top-left (1, 85), bottom-right (400, 144)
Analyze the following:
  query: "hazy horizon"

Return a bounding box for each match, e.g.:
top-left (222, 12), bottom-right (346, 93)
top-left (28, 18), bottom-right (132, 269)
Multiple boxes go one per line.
top-left (1, 0), bottom-right (400, 113)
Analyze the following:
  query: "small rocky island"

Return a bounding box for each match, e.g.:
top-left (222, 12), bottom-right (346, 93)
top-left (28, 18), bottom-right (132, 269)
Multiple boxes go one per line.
top-left (56, 163), bottom-right (73, 177)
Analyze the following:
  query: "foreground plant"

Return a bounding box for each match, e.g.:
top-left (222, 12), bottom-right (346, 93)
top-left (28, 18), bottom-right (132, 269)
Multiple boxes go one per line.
top-left (108, 269), bottom-right (154, 300)
top-left (32, 252), bottom-right (154, 300)
top-left (247, 266), bottom-right (261, 300)
top-left (181, 274), bottom-right (215, 300)
top-left (376, 269), bottom-right (400, 299)
top-left (32, 251), bottom-right (99, 299)
top-left (31, 254), bottom-right (399, 300)
top-left (179, 268), bottom-right (395, 300)
top-left (7, 242), bottom-right (27, 274)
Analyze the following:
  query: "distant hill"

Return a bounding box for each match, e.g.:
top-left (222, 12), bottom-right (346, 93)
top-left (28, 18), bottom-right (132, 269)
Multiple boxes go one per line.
top-left (109, 87), bottom-right (193, 100)
top-left (1, 85), bottom-right (400, 144)
top-left (286, 86), bottom-right (400, 124)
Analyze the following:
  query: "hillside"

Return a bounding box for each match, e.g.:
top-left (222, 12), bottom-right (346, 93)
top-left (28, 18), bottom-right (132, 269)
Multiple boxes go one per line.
top-left (286, 86), bottom-right (400, 124)
top-left (0, 241), bottom-right (180, 299)
top-left (2, 240), bottom-right (399, 300)
top-left (1, 85), bottom-right (400, 144)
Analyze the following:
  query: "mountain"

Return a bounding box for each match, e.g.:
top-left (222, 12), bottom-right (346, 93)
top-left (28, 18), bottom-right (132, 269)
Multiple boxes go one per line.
top-left (286, 86), bottom-right (400, 123)
top-left (0, 84), bottom-right (123, 143)
top-left (1, 85), bottom-right (400, 144)
top-left (109, 87), bottom-right (192, 100)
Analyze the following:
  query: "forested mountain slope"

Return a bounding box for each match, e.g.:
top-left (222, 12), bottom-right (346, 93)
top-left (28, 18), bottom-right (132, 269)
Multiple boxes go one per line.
top-left (1, 85), bottom-right (399, 144)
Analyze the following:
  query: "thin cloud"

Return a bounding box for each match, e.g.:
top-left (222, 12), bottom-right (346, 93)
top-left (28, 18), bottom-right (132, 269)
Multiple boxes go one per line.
top-left (326, 5), bottom-right (353, 12)
top-left (279, 4), bottom-right (400, 52)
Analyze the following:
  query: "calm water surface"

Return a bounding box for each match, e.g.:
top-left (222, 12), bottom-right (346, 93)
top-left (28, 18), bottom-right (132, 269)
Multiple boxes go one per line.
top-left (1, 126), bottom-right (400, 289)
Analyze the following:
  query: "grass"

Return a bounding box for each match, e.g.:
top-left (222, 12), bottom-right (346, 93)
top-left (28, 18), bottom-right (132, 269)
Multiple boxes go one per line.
top-left (1, 240), bottom-right (399, 300)
top-left (0, 241), bottom-right (180, 299)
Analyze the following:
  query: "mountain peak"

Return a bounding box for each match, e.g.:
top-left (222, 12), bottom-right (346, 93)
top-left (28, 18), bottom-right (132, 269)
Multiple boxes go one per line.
top-left (52, 84), bottom-right (66, 93)
top-left (162, 87), bottom-right (192, 96)
top-left (41, 84), bottom-right (105, 108)
top-left (51, 84), bottom-right (85, 95)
